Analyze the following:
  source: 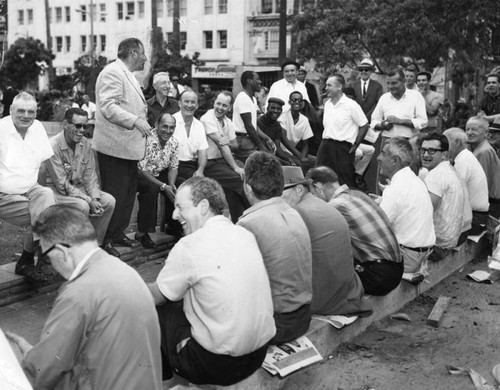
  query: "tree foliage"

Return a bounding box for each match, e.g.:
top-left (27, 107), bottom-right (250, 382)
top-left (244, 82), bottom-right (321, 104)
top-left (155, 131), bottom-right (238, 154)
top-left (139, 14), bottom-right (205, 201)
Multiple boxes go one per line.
top-left (293, 0), bottom-right (500, 75)
top-left (0, 37), bottom-right (54, 90)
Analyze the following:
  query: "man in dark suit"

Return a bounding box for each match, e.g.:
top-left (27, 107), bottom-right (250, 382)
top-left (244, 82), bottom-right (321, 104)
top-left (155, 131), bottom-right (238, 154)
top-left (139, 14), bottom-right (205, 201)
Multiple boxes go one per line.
top-left (353, 59), bottom-right (383, 122)
top-left (297, 68), bottom-right (320, 109)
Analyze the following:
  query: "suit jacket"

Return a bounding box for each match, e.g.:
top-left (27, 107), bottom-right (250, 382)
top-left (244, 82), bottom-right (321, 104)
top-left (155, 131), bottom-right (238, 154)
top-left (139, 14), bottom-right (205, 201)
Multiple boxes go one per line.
top-left (92, 59), bottom-right (148, 160)
top-left (353, 79), bottom-right (384, 122)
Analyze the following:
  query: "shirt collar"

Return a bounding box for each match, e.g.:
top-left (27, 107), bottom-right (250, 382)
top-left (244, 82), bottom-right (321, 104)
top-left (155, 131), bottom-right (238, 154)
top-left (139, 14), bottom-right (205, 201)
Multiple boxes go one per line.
top-left (332, 184), bottom-right (349, 198)
top-left (69, 246), bottom-right (100, 281)
top-left (240, 197), bottom-right (284, 219)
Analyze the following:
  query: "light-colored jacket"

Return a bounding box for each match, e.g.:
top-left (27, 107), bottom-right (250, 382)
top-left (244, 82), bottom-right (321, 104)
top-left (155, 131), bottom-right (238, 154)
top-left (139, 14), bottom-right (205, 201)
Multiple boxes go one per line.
top-left (92, 59), bottom-right (147, 160)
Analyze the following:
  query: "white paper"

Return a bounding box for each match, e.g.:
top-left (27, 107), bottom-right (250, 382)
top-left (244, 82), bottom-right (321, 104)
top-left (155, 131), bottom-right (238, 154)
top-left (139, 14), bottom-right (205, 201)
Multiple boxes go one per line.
top-left (0, 328), bottom-right (32, 390)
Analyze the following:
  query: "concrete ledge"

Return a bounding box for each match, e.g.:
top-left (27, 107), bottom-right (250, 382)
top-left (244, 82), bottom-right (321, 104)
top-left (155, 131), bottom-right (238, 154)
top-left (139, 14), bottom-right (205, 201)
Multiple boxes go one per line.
top-left (166, 237), bottom-right (486, 390)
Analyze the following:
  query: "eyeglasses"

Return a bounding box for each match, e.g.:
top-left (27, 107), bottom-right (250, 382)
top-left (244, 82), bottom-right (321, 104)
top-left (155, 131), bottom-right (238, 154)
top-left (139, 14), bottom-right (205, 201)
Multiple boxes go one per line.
top-left (290, 98), bottom-right (303, 103)
top-left (419, 148), bottom-right (443, 155)
top-left (359, 68), bottom-right (371, 72)
top-left (67, 120), bottom-right (90, 130)
top-left (40, 243), bottom-right (71, 263)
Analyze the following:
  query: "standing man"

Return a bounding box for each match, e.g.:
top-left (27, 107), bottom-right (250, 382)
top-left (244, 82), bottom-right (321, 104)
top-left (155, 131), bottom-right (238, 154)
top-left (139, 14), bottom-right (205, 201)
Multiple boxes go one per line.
top-left (478, 73), bottom-right (500, 122)
top-left (92, 38), bottom-right (152, 249)
top-left (0, 92), bottom-right (56, 283)
top-left (80, 94), bottom-right (96, 121)
top-left (316, 74), bottom-right (369, 188)
top-left (7, 206), bottom-right (162, 390)
top-left (371, 68), bottom-right (428, 139)
top-left (146, 72), bottom-right (180, 127)
top-left (404, 65), bottom-right (419, 91)
top-left (417, 71), bottom-right (443, 133)
top-left (297, 68), bottom-right (319, 109)
top-left (42, 108), bottom-right (118, 256)
top-left (353, 59), bottom-right (384, 122)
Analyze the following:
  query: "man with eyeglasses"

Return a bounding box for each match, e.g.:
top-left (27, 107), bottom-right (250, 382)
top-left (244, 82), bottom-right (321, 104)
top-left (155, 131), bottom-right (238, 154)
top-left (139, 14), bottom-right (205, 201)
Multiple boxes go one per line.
top-left (419, 133), bottom-right (472, 260)
top-left (41, 108), bottom-right (118, 257)
top-left (0, 92), bottom-right (56, 284)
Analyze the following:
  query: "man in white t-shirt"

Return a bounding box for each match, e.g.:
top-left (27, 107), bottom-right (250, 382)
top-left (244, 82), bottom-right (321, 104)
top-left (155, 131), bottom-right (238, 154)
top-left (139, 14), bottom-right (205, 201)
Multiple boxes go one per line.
top-left (0, 92), bottom-right (56, 283)
top-left (148, 177), bottom-right (275, 385)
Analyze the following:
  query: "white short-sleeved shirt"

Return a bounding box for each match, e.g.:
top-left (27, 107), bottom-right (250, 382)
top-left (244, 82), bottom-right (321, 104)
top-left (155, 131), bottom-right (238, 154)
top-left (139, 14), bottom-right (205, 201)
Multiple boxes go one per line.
top-left (232, 92), bottom-right (259, 134)
top-left (0, 117), bottom-right (53, 194)
top-left (173, 112), bottom-right (208, 161)
top-left (322, 94), bottom-right (368, 144)
top-left (424, 161), bottom-right (472, 248)
top-left (454, 148), bottom-right (489, 212)
top-left (380, 166), bottom-right (435, 247)
top-left (266, 78), bottom-right (311, 113)
top-left (278, 110), bottom-right (313, 146)
top-left (156, 215), bottom-right (276, 356)
top-left (200, 109), bottom-right (236, 160)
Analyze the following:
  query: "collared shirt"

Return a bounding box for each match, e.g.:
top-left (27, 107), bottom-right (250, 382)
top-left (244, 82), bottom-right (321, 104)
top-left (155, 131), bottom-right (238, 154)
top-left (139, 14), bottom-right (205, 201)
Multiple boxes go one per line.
top-left (69, 247), bottom-right (100, 281)
top-left (479, 93), bottom-right (500, 116)
top-left (371, 89), bottom-right (428, 138)
top-left (267, 78), bottom-right (311, 113)
top-left (81, 101), bottom-right (96, 120)
top-left (157, 215), bottom-right (276, 356)
top-left (146, 95), bottom-right (180, 127)
top-left (472, 140), bottom-right (500, 199)
top-left (322, 94), bottom-right (368, 144)
top-left (0, 117), bottom-right (53, 194)
top-left (232, 92), bottom-right (258, 134)
top-left (329, 185), bottom-right (401, 263)
top-left (173, 112), bottom-right (208, 161)
top-left (200, 109), bottom-right (236, 160)
top-left (237, 197), bottom-right (312, 313)
top-left (278, 110), bottom-right (313, 146)
top-left (138, 128), bottom-right (179, 176)
top-left (454, 148), bottom-right (489, 211)
top-left (421, 89), bottom-right (443, 128)
top-left (46, 132), bottom-right (100, 202)
top-left (258, 114), bottom-right (283, 142)
top-left (424, 161), bottom-right (472, 248)
top-left (380, 167), bottom-right (435, 248)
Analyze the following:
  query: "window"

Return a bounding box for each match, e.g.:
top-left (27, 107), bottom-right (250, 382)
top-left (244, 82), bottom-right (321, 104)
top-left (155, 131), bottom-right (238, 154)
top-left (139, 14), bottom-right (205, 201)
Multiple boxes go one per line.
top-left (204, 0), bottom-right (213, 14)
top-left (167, 32), bottom-right (187, 50)
top-left (100, 35), bottom-right (106, 51)
top-left (204, 31), bottom-right (213, 49)
top-left (138, 1), bottom-right (145, 18)
top-left (91, 4), bottom-right (97, 20)
top-left (27, 9), bottom-right (33, 24)
top-left (126, 2), bottom-right (135, 18)
top-left (262, 0), bottom-right (279, 13)
top-left (117, 3), bottom-right (123, 19)
top-left (180, 0), bottom-right (187, 16)
top-left (65, 6), bottom-right (70, 22)
top-left (18, 10), bottom-right (24, 25)
top-left (81, 35), bottom-right (87, 52)
top-left (100, 4), bottom-right (106, 21)
top-left (264, 30), bottom-right (279, 51)
top-left (56, 36), bottom-right (63, 52)
top-left (65, 36), bottom-right (71, 52)
top-left (218, 30), bottom-right (227, 48)
top-left (218, 0), bottom-right (227, 13)
top-left (166, 0), bottom-right (185, 16)
top-left (55, 7), bottom-right (62, 23)
top-left (157, 0), bottom-right (164, 17)
top-left (48, 7), bottom-right (52, 23)
top-left (92, 35), bottom-right (98, 51)
top-left (80, 5), bottom-right (87, 21)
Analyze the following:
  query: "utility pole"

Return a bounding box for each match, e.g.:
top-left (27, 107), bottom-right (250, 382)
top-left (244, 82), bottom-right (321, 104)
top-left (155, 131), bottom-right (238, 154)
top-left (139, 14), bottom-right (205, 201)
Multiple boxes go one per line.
top-left (172, 0), bottom-right (181, 60)
top-left (44, 0), bottom-right (55, 85)
top-left (278, 0), bottom-right (287, 64)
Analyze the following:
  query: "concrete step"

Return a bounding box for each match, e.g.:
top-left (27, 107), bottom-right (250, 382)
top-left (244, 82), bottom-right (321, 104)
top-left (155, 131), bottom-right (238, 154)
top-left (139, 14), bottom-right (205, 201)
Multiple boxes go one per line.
top-left (0, 232), bottom-right (177, 308)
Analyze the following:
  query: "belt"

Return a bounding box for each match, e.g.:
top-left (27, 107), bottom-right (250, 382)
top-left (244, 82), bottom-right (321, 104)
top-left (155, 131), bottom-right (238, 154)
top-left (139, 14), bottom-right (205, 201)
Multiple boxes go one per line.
top-left (322, 139), bottom-right (353, 145)
top-left (400, 244), bottom-right (432, 252)
top-left (235, 132), bottom-right (249, 137)
top-left (489, 198), bottom-right (500, 204)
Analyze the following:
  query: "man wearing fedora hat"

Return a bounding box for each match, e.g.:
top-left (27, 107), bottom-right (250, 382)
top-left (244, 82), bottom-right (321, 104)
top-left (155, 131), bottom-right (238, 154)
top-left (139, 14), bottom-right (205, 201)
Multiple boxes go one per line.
top-left (281, 166), bottom-right (372, 317)
top-left (487, 121), bottom-right (500, 158)
top-left (417, 71), bottom-right (443, 133)
top-left (353, 59), bottom-right (384, 122)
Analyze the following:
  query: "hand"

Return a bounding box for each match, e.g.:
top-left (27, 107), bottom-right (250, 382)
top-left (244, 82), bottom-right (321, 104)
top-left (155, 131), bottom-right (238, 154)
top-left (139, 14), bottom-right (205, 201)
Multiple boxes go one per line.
top-left (5, 331), bottom-right (33, 357)
top-left (265, 139), bottom-right (276, 153)
top-left (134, 118), bottom-right (152, 137)
top-left (234, 166), bottom-right (245, 180)
top-left (89, 200), bottom-right (103, 215)
top-left (218, 136), bottom-right (230, 146)
top-left (193, 169), bottom-right (204, 178)
top-left (386, 116), bottom-right (400, 125)
top-left (162, 184), bottom-right (176, 202)
top-left (300, 156), bottom-right (310, 163)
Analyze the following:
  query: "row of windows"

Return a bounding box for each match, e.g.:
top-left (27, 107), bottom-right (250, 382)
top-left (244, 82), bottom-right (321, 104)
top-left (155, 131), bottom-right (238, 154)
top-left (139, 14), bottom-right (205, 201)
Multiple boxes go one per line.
top-left (164, 31), bottom-right (227, 50)
top-left (204, 0), bottom-right (228, 14)
top-left (50, 35), bottom-right (107, 53)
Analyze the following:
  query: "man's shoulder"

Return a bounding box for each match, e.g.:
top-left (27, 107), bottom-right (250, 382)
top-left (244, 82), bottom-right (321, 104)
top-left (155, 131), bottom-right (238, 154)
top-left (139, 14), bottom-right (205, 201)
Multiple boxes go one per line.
top-left (146, 96), bottom-right (156, 105)
top-left (200, 109), bottom-right (215, 123)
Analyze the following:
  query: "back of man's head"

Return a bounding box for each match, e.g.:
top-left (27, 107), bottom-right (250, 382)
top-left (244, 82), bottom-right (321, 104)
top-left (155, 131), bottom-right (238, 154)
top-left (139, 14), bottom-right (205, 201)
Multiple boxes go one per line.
top-left (244, 152), bottom-right (284, 200)
top-left (34, 205), bottom-right (97, 245)
top-left (386, 137), bottom-right (413, 168)
top-left (179, 177), bottom-right (227, 216)
top-left (240, 71), bottom-right (255, 88)
top-left (306, 166), bottom-right (338, 185)
top-left (117, 38), bottom-right (143, 60)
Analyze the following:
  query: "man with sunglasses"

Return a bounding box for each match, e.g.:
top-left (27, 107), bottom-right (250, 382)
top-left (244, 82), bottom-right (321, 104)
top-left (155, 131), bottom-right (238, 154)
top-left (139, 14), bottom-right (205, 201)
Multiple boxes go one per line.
top-left (41, 108), bottom-right (119, 257)
top-left (353, 59), bottom-right (384, 122)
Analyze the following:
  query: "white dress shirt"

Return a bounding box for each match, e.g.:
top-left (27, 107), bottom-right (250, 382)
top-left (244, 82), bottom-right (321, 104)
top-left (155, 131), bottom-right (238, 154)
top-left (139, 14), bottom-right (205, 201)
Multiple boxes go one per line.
top-left (173, 112), bottom-right (208, 161)
top-left (454, 148), bottom-right (489, 212)
top-left (267, 78), bottom-right (311, 113)
top-left (322, 94), bottom-right (368, 144)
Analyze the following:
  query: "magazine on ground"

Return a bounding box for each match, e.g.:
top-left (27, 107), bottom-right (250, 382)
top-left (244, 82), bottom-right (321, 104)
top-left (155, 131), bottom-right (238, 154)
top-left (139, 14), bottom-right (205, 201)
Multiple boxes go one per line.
top-left (312, 314), bottom-right (359, 329)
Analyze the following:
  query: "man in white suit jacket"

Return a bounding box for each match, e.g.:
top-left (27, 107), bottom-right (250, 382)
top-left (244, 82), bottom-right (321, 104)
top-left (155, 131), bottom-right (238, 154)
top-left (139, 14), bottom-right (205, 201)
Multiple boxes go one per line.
top-left (93, 38), bottom-right (152, 248)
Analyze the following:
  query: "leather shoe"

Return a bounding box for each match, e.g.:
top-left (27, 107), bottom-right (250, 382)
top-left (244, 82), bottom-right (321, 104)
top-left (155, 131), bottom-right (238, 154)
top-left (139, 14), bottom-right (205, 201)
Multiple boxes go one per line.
top-left (102, 242), bottom-right (121, 258)
top-left (135, 233), bottom-right (157, 249)
top-left (112, 235), bottom-right (140, 248)
top-left (15, 263), bottom-right (49, 284)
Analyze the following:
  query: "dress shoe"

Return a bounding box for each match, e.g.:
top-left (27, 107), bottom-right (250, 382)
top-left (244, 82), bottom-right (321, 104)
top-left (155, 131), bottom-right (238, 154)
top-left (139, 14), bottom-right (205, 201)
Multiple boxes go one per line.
top-left (135, 233), bottom-right (157, 249)
top-left (15, 258), bottom-right (49, 284)
top-left (112, 235), bottom-right (140, 248)
top-left (36, 261), bottom-right (59, 278)
top-left (102, 242), bottom-right (121, 258)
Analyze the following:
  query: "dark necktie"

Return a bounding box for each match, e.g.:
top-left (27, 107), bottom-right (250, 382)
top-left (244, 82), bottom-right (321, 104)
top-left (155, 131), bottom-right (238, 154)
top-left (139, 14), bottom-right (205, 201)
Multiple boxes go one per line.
top-left (362, 82), bottom-right (367, 99)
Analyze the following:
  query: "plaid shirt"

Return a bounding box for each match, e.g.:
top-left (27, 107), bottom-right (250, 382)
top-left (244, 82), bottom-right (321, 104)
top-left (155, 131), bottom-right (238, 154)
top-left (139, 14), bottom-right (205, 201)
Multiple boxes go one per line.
top-left (329, 185), bottom-right (401, 263)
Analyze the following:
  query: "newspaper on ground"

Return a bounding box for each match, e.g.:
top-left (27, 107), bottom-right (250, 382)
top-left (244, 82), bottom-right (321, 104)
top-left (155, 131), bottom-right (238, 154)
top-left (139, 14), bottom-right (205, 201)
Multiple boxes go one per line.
top-left (467, 269), bottom-right (500, 284)
top-left (312, 314), bottom-right (359, 329)
top-left (262, 336), bottom-right (322, 377)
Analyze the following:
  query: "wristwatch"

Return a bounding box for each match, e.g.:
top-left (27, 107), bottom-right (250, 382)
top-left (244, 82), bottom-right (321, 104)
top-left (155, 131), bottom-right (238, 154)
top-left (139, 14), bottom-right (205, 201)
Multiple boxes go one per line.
top-left (160, 183), bottom-right (167, 191)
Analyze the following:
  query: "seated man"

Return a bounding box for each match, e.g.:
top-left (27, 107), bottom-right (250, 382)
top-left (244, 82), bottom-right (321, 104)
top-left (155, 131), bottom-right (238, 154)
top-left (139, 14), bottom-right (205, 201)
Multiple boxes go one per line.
top-left (466, 116), bottom-right (500, 218)
top-left (0, 92), bottom-right (56, 283)
top-left (445, 127), bottom-right (489, 234)
top-left (7, 205), bottom-right (162, 390)
top-left (42, 108), bottom-right (118, 257)
top-left (419, 133), bottom-right (472, 260)
top-left (200, 91), bottom-right (250, 222)
top-left (307, 166), bottom-right (402, 296)
top-left (148, 177), bottom-right (275, 385)
top-left (377, 137), bottom-right (435, 282)
top-left (137, 113), bottom-right (180, 243)
top-left (281, 166), bottom-right (372, 316)
top-left (238, 152), bottom-right (312, 344)
top-left (258, 97), bottom-right (309, 168)
top-left (146, 72), bottom-right (180, 127)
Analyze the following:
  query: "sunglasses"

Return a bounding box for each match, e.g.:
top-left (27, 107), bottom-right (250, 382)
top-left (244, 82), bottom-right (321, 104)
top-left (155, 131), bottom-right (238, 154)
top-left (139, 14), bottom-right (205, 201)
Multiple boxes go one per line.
top-left (67, 120), bottom-right (91, 130)
top-left (359, 68), bottom-right (371, 72)
top-left (290, 98), bottom-right (303, 103)
top-left (40, 243), bottom-right (71, 263)
top-left (419, 148), bottom-right (443, 155)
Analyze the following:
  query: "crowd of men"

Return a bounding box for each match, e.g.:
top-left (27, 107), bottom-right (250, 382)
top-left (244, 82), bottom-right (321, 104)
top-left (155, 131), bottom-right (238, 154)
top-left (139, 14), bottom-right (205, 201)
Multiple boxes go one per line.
top-left (2, 37), bottom-right (500, 387)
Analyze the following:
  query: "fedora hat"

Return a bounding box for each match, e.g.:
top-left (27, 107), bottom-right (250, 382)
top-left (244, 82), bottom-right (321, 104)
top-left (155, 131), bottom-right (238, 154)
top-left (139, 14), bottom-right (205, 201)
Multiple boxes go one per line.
top-left (282, 166), bottom-right (311, 189)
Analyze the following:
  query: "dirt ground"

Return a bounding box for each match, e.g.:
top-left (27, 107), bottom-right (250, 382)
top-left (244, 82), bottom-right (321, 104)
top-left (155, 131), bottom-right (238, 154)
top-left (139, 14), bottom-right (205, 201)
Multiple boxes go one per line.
top-left (283, 255), bottom-right (500, 390)
top-left (0, 220), bottom-right (25, 265)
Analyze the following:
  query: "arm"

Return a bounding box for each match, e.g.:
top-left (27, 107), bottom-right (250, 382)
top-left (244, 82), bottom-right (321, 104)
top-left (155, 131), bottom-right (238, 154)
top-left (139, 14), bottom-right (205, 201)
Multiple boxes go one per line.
top-left (350, 123), bottom-right (370, 153)
top-left (483, 113), bottom-right (500, 122)
top-left (147, 282), bottom-right (168, 306)
top-left (426, 95), bottom-right (441, 117)
top-left (194, 149), bottom-right (208, 177)
top-left (207, 133), bottom-right (244, 178)
top-left (280, 128), bottom-right (304, 160)
top-left (240, 112), bottom-right (266, 150)
top-left (46, 152), bottom-right (91, 202)
top-left (428, 192), bottom-right (441, 210)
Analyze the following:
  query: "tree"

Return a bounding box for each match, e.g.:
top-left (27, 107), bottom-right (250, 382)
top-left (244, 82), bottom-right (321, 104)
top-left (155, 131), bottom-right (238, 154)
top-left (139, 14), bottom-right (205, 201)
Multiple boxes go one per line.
top-left (72, 54), bottom-right (108, 101)
top-left (0, 37), bottom-right (54, 90)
